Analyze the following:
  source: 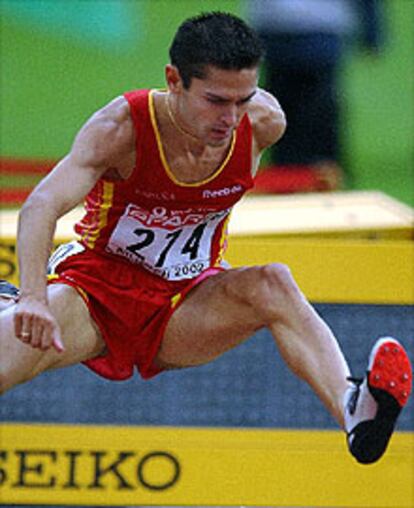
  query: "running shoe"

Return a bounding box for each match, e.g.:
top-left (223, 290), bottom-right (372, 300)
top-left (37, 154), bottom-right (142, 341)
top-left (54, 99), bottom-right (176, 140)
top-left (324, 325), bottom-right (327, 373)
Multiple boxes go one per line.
top-left (0, 279), bottom-right (19, 300)
top-left (344, 337), bottom-right (412, 464)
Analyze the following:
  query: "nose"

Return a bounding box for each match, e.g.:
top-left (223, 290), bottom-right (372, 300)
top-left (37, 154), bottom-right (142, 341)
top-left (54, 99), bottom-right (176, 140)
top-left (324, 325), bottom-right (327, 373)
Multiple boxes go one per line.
top-left (221, 104), bottom-right (238, 127)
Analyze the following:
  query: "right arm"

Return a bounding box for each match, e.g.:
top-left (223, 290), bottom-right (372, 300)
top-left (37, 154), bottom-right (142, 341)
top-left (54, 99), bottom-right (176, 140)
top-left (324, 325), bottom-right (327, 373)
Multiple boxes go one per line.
top-left (14, 96), bottom-right (134, 351)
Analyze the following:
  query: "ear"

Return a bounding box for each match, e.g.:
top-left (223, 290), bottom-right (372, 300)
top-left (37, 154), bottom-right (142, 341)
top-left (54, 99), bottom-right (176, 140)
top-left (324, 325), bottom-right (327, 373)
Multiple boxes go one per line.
top-left (165, 64), bottom-right (183, 93)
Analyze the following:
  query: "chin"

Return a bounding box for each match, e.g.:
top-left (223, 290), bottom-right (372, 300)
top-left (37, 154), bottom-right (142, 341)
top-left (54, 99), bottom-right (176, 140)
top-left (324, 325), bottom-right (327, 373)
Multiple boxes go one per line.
top-left (208, 134), bottom-right (231, 147)
top-left (207, 139), bottom-right (227, 148)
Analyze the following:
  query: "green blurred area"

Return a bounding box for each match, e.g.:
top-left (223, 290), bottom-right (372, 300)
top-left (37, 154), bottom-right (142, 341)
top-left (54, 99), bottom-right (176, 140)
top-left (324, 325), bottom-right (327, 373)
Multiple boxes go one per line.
top-left (1, 0), bottom-right (413, 205)
top-left (343, 0), bottom-right (414, 206)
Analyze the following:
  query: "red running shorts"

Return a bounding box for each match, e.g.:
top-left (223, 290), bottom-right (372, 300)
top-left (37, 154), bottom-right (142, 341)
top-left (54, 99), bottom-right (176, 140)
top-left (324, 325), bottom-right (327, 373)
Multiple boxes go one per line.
top-left (48, 243), bottom-right (222, 381)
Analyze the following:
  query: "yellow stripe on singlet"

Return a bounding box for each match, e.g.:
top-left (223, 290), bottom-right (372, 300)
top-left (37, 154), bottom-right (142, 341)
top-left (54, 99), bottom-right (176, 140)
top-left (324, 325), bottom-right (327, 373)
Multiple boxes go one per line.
top-left (170, 292), bottom-right (183, 309)
top-left (82, 180), bottom-right (114, 249)
top-left (215, 212), bottom-right (232, 266)
top-left (148, 89), bottom-right (237, 187)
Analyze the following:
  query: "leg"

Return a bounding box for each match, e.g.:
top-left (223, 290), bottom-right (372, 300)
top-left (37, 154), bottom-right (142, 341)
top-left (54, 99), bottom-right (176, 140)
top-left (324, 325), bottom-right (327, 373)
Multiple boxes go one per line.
top-left (158, 264), bottom-right (351, 427)
top-left (0, 283), bottom-right (105, 394)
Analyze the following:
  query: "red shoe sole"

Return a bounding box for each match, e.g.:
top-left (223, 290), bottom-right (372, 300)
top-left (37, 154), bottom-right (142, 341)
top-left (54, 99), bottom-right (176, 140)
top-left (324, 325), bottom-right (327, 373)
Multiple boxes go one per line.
top-left (368, 339), bottom-right (412, 407)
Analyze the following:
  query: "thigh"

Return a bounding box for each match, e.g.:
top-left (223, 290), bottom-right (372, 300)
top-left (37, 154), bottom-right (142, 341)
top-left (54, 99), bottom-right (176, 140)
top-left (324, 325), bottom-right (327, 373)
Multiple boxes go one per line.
top-left (157, 267), bottom-right (264, 368)
top-left (0, 283), bottom-right (105, 388)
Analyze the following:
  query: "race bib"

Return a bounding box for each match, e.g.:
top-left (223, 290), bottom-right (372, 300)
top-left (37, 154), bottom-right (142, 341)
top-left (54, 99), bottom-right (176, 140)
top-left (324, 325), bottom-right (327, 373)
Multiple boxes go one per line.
top-left (106, 204), bottom-right (229, 280)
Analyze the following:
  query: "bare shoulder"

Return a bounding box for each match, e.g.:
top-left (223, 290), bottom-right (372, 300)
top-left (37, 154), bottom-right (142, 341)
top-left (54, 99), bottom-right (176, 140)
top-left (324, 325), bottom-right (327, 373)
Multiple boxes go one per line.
top-left (247, 89), bottom-right (286, 153)
top-left (71, 96), bottom-right (135, 173)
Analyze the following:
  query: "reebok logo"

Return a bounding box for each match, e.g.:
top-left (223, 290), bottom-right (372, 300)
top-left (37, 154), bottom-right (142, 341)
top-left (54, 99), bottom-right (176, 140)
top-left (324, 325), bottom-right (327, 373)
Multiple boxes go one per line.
top-left (203, 184), bottom-right (243, 199)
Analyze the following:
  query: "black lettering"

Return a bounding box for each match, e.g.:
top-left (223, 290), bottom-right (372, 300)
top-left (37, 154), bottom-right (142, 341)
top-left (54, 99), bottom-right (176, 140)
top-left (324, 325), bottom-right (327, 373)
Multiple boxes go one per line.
top-left (0, 242), bottom-right (16, 278)
top-left (155, 229), bottom-right (182, 267)
top-left (126, 228), bottom-right (155, 260)
top-left (0, 451), bottom-right (7, 486)
top-left (137, 451), bottom-right (180, 491)
top-left (13, 450), bottom-right (57, 488)
top-left (88, 451), bottom-right (134, 490)
top-left (181, 223), bottom-right (207, 260)
top-left (62, 450), bottom-right (82, 489)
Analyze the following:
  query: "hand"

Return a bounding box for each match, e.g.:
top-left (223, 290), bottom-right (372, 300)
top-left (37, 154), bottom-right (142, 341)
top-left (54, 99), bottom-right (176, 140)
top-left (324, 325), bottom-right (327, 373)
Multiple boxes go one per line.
top-left (13, 297), bottom-right (65, 353)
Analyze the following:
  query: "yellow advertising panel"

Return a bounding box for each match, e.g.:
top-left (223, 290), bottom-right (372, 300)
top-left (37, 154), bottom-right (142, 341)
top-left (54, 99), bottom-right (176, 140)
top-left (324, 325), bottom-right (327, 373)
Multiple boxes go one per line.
top-left (226, 237), bottom-right (414, 304)
top-left (0, 424), bottom-right (413, 507)
top-left (1, 237), bottom-right (413, 304)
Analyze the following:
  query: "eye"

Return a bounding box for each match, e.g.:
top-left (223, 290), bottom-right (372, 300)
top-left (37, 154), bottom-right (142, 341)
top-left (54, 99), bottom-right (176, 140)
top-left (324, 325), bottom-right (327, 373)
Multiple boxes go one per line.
top-left (206, 97), bottom-right (227, 105)
top-left (237, 97), bottom-right (253, 106)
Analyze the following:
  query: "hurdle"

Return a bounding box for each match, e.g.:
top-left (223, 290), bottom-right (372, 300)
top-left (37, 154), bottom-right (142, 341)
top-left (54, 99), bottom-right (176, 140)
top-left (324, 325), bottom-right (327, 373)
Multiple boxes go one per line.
top-left (0, 191), bottom-right (413, 507)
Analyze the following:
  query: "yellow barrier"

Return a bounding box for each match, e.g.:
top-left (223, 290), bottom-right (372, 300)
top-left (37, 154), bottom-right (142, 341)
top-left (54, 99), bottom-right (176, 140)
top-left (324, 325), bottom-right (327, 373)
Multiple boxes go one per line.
top-left (1, 237), bottom-right (413, 304)
top-left (2, 192), bottom-right (413, 303)
top-left (0, 424), bottom-right (413, 507)
top-left (226, 237), bottom-right (414, 304)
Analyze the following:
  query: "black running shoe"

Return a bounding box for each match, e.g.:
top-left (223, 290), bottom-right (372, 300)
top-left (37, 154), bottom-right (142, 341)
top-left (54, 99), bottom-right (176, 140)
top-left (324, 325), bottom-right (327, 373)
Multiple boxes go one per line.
top-left (0, 280), bottom-right (20, 300)
top-left (345, 337), bottom-right (412, 464)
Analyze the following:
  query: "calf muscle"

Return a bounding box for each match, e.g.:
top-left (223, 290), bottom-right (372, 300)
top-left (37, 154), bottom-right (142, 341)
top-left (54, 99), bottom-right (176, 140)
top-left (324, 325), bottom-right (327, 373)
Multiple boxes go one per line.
top-left (159, 264), bottom-right (350, 425)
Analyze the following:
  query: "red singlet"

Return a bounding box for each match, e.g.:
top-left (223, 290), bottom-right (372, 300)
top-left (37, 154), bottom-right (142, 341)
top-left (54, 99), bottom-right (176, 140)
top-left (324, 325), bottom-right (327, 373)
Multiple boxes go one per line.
top-left (49, 89), bottom-right (254, 380)
top-left (75, 89), bottom-right (253, 279)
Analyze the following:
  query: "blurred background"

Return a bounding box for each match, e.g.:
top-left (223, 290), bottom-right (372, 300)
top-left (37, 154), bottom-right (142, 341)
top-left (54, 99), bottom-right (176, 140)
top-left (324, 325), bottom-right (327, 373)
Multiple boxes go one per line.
top-left (0, 3), bottom-right (413, 506)
top-left (0, 0), bottom-right (413, 205)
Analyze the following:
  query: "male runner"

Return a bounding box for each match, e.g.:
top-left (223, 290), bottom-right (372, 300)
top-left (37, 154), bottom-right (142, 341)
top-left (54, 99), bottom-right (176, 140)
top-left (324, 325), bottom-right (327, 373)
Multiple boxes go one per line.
top-left (0, 12), bottom-right (411, 464)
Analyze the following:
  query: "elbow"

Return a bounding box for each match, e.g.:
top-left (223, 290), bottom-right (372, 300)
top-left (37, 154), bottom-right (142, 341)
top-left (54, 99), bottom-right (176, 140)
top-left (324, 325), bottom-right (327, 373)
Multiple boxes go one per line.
top-left (17, 192), bottom-right (58, 250)
top-left (20, 190), bottom-right (49, 216)
top-left (273, 108), bottom-right (287, 143)
top-left (18, 189), bottom-right (59, 225)
top-left (262, 109), bottom-right (287, 148)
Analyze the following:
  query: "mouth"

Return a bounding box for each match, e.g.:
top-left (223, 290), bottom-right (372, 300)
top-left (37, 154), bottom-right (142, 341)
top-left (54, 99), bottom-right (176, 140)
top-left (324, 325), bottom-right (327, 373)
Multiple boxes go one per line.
top-left (210, 127), bottom-right (232, 140)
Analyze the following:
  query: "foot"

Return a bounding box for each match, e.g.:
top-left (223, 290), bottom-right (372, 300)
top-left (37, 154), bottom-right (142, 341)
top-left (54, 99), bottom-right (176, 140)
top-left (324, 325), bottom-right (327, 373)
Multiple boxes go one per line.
top-left (0, 279), bottom-right (20, 302)
top-left (344, 337), bottom-right (412, 464)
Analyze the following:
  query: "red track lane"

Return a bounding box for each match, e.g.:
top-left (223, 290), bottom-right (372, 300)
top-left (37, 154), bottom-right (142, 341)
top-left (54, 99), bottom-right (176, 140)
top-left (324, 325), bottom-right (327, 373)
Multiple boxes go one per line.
top-left (0, 188), bottom-right (32, 204)
top-left (0, 157), bottom-right (55, 175)
top-left (0, 158), bottom-right (328, 205)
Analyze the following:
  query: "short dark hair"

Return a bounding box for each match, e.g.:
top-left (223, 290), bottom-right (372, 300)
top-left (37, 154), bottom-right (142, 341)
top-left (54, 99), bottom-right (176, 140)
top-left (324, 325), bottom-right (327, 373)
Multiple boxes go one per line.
top-left (169, 12), bottom-right (263, 89)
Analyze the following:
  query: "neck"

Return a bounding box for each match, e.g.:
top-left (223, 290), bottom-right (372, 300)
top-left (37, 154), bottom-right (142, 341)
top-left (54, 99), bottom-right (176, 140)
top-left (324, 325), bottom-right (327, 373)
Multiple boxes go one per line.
top-left (165, 94), bottom-right (200, 144)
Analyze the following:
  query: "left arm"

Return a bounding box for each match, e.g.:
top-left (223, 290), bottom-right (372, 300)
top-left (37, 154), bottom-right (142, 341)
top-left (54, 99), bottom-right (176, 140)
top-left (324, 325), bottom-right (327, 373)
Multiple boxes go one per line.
top-left (247, 88), bottom-right (287, 175)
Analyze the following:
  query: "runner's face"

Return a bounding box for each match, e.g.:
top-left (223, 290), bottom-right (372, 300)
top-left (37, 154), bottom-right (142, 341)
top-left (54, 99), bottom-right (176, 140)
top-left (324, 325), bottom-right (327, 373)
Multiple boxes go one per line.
top-left (178, 66), bottom-right (258, 146)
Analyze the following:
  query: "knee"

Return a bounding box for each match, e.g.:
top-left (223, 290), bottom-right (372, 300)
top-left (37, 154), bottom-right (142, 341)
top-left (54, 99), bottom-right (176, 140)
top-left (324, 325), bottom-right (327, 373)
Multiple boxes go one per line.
top-left (0, 346), bottom-right (37, 396)
top-left (0, 362), bottom-right (23, 395)
top-left (237, 263), bottom-right (301, 323)
top-left (0, 364), bottom-right (36, 395)
top-left (260, 263), bottom-right (295, 288)
top-left (0, 365), bottom-right (15, 395)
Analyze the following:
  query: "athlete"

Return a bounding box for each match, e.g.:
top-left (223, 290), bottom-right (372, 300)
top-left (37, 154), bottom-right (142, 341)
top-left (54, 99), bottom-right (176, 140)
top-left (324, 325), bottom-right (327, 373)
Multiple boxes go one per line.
top-left (0, 12), bottom-right (411, 464)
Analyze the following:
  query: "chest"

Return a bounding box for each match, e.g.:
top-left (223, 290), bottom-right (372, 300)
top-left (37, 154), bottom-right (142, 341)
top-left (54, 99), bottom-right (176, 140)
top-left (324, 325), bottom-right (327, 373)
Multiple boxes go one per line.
top-left (162, 143), bottom-right (230, 185)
